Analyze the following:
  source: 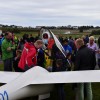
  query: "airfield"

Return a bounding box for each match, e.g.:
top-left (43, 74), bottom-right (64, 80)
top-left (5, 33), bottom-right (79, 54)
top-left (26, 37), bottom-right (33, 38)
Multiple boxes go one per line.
top-left (0, 29), bottom-right (100, 100)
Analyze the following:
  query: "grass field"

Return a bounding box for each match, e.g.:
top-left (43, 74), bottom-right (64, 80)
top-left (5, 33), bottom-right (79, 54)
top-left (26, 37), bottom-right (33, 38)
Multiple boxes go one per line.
top-left (14, 29), bottom-right (100, 41)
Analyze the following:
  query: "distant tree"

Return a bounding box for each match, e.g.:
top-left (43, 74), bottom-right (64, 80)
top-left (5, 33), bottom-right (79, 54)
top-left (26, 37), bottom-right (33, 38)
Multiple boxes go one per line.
top-left (78, 26), bottom-right (94, 33)
top-left (12, 28), bottom-right (20, 33)
top-left (91, 30), bottom-right (100, 35)
top-left (79, 27), bottom-right (83, 33)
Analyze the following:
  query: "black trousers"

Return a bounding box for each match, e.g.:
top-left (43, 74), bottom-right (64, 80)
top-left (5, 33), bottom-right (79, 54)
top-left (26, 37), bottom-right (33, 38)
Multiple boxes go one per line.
top-left (98, 59), bottom-right (100, 68)
top-left (4, 58), bottom-right (12, 71)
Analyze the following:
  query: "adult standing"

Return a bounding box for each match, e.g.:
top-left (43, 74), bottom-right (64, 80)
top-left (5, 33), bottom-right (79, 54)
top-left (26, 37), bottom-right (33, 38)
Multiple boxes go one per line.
top-left (75, 38), bottom-right (96, 100)
top-left (47, 37), bottom-right (55, 56)
top-left (87, 36), bottom-right (98, 52)
top-left (98, 36), bottom-right (100, 48)
top-left (0, 35), bottom-right (2, 56)
top-left (0, 34), bottom-right (4, 57)
top-left (87, 36), bottom-right (98, 69)
top-left (97, 37), bottom-right (100, 69)
top-left (1, 32), bottom-right (15, 71)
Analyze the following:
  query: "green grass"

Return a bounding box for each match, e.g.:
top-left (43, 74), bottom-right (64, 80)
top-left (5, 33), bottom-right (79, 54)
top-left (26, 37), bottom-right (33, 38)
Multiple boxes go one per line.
top-left (14, 30), bottom-right (99, 40)
top-left (50, 83), bottom-right (100, 100)
top-left (0, 63), bottom-right (3, 71)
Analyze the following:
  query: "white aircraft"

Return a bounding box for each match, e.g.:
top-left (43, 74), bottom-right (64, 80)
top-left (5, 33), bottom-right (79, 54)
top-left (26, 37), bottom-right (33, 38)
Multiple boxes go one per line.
top-left (0, 66), bottom-right (100, 100)
top-left (0, 66), bottom-right (54, 100)
top-left (0, 29), bottom-right (100, 100)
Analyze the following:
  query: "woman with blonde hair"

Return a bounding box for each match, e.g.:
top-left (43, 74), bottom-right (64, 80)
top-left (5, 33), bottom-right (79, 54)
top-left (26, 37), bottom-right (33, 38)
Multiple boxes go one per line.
top-left (87, 36), bottom-right (98, 52)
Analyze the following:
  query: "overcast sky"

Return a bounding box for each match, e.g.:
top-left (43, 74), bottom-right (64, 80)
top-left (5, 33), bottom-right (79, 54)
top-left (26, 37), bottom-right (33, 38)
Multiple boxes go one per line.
top-left (0, 0), bottom-right (100, 27)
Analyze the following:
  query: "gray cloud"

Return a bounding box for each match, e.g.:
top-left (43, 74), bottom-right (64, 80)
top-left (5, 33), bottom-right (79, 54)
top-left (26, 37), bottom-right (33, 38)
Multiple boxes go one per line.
top-left (0, 0), bottom-right (100, 26)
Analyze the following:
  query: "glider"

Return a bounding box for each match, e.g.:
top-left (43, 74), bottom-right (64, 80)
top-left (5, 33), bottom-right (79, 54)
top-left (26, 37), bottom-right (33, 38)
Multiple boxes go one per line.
top-left (0, 66), bottom-right (100, 99)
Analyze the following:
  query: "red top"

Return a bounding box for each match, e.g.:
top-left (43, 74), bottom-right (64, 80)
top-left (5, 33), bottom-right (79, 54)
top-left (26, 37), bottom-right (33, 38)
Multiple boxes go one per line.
top-left (47, 38), bottom-right (55, 49)
top-left (18, 42), bottom-right (37, 70)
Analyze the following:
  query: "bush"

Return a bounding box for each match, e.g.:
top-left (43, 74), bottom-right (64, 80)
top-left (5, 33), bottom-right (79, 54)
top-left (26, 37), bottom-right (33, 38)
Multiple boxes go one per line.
top-left (91, 30), bottom-right (100, 35)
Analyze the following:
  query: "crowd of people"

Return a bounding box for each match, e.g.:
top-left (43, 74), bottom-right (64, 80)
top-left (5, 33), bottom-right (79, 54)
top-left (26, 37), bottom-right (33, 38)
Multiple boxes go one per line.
top-left (0, 31), bottom-right (100, 100)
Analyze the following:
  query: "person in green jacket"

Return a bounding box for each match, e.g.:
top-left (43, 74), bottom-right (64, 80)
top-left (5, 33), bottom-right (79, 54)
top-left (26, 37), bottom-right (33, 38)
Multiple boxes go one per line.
top-left (1, 32), bottom-right (15, 71)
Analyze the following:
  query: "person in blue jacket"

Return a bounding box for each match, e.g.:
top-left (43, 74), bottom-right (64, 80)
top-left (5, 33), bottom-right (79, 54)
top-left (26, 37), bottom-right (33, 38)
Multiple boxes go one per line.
top-left (62, 39), bottom-right (72, 54)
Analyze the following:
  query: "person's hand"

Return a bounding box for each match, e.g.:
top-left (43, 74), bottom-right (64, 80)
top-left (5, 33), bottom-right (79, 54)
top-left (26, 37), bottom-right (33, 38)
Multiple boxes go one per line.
top-left (95, 50), bottom-right (99, 53)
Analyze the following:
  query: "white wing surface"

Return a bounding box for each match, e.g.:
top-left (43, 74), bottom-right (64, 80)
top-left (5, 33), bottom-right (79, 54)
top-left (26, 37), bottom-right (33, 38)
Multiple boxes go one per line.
top-left (0, 66), bottom-right (100, 100)
top-left (0, 71), bottom-right (22, 83)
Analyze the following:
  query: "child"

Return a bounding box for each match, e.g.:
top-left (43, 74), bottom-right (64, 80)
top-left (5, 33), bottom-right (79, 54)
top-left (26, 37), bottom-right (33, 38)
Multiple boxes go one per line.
top-left (56, 59), bottom-right (66, 71)
top-left (55, 59), bottom-right (66, 100)
top-left (13, 50), bottom-right (23, 72)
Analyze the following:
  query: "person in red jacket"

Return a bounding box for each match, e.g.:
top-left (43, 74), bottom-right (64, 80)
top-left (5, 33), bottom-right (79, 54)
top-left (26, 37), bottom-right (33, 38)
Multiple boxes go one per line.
top-left (18, 40), bottom-right (44, 71)
top-left (47, 37), bottom-right (55, 56)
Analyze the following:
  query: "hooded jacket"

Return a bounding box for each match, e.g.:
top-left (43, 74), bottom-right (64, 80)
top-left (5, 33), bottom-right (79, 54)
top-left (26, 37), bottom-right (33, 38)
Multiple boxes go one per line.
top-left (18, 42), bottom-right (37, 70)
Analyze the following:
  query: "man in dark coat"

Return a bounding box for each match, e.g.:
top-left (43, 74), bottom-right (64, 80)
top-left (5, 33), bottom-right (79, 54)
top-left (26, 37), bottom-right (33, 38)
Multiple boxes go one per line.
top-left (74, 38), bottom-right (96, 100)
